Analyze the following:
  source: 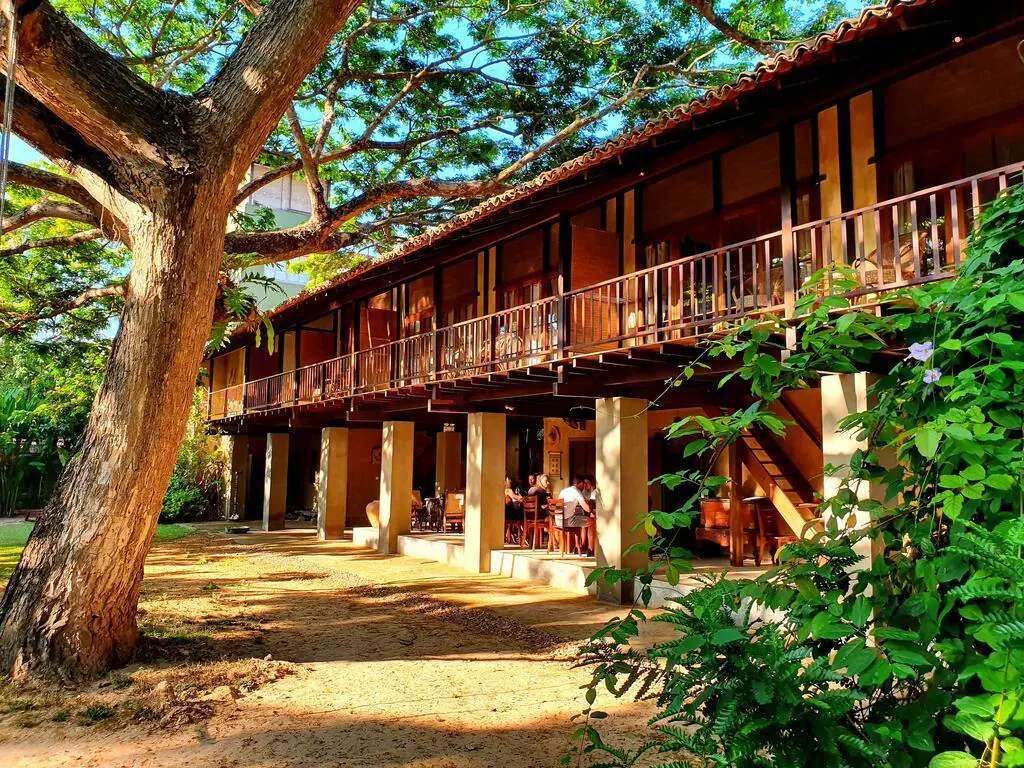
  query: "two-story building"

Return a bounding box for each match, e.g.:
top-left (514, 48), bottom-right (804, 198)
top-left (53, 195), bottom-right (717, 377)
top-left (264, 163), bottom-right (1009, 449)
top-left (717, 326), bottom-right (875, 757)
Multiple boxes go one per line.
top-left (206, 0), bottom-right (1024, 602)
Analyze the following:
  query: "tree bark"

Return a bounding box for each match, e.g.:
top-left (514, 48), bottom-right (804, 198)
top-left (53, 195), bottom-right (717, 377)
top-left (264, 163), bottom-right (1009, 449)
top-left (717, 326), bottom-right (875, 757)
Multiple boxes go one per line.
top-left (0, 0), bottom-right (363, 681)
top-left (0, 183), bottom-right (228, 680)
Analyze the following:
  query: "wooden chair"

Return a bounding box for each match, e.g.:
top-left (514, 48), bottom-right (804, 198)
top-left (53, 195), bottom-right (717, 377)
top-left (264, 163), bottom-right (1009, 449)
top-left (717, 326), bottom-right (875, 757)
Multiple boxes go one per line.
top-left (548, 499), bottom-right (588, 556)
top-left (442, 491), bottom-right (465, 533)
top-left (521, 495), bottom-right (548, 550)
top-left (752, 501), bottom-right (793, 564)
top-left (410, 490), bottom-right (426, 530)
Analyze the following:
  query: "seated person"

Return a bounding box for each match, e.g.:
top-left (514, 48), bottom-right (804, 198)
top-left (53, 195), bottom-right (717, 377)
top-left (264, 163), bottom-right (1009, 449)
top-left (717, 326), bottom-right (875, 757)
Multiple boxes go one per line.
top-left (583, 475), bottom-right (601, 508)
top-left (558, 475), bottom-right (592, 517)
top-left (527, 473), bottom-right (551, 507)
top-left (504, 476), bottom-right (524, 512)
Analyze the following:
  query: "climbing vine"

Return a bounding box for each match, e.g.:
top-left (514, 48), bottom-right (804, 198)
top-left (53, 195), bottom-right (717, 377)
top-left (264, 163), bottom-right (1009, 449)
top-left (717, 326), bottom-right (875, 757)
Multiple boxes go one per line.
top-left (571, 186), bottom-right (1024, 767)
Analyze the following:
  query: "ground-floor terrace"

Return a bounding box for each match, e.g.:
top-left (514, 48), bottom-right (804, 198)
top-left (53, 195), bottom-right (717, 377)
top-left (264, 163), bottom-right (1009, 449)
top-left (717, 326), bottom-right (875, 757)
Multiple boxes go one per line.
top-left (213, 358), bottom-right (878, 603)
top-left (0, 524), bottom-right (676, 768)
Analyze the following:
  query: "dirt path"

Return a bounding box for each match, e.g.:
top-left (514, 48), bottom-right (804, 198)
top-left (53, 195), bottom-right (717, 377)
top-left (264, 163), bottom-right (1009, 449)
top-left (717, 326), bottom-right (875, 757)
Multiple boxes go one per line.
top-left (0, 526), bottom-right (662, 767)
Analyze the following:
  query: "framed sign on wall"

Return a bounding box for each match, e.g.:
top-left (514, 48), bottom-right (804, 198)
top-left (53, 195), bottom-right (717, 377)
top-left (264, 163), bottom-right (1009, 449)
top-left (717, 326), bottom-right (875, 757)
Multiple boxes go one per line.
top-left (547, 451), bottom-right (562, 479)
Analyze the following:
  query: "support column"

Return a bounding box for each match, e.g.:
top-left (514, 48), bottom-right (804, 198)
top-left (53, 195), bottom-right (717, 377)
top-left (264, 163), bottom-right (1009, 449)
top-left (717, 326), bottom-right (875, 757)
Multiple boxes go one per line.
top-left (263, 432), bottom-right (289, 531)
top-left (435, 429), bottom-right (462, 496)
top-left (222, 434), bottom-right (249, 520)
top-left (378, 421), bottom-right (414, 555)
top-left (317, 427), bottom-right (349, 541)
top-left (821, 373), bottom-right (883, 563)
top-left (595, 397), bottom-right (648, 603)
top-left (464, 412), bottom-right (506, 574)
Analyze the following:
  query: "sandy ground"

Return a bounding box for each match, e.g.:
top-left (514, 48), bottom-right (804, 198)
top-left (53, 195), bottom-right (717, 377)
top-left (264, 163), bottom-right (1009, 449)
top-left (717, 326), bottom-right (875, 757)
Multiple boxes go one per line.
top-left (0, 525), bottom-right (666, 767)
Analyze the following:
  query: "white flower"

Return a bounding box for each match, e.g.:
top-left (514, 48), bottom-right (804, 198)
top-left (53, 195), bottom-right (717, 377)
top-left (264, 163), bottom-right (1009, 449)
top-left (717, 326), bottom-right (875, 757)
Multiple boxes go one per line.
top-left (923, 368), bottom-right (942, 384)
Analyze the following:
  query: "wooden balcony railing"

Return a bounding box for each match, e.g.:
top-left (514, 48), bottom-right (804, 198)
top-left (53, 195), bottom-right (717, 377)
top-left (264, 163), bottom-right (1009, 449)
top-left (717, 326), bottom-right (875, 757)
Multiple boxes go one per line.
top-left (437, 296), bottom-right (559, 378)
top-left (207, 161), bottom-right (1024, 420)
top-left (566, 229), bottom-right (785, 352)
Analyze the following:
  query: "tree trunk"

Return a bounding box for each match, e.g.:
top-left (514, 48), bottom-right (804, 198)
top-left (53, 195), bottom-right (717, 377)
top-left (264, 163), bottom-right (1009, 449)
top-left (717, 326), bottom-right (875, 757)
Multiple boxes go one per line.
top-left (0, 187), bottom-right (228, 680)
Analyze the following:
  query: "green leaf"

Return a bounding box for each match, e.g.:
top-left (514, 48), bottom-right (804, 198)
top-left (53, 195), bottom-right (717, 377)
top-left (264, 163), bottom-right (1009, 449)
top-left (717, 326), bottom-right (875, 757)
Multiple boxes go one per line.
top-left (915, 429), bottom-right (941, 458)
top-left (928, 751), bottom-right (979, 768)
top-left (810, 612), bottom-right (850, 640)
top-left (711, 628), bottom-right (745, 645)
top-left (960, 464), bottom-right (985, 482)
top-left (985, 474), bottom-right (1015, 490)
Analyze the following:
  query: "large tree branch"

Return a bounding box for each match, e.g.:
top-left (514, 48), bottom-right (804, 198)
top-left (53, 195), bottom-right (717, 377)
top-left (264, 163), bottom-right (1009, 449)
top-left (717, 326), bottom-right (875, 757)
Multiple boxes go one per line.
top-left (284, 104), bottom-right (328, 221)
top-left (6, 162), bottom-right (93, 206)
top-left (234, 120), bottom-right (503, 205)
top-left (3, 199), bottom-right (98, 233)
top-left (226, 177), bottom-right (500, 262)
top-left (0, 227), bottom-right (102, 257)
top-left (0, 280), bottom-right (125, 335)
top-left (228, 63), bottom-right (688, 264)
top-left (0, 78), bottom-right (119, 191)
top-left (6, 1), bottom-right (197, 172)
top-left (196, 0), bottom-right (362, 179)
top-left (688, 0), bottom-right (777, 56)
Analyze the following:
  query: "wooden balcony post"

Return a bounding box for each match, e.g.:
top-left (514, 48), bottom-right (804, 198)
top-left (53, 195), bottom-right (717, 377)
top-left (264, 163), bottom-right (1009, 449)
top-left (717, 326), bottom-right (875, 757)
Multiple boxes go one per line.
top-left (556, 275), bottom-right (567, 359)
top-left (779, 123), bottom-right (798, 350)
top-left (390, 337), bottom-right (399, 388)
top-left (431, 325), bottom-right (441, 379)
top-left (488, 314), bottom-right (497, 371)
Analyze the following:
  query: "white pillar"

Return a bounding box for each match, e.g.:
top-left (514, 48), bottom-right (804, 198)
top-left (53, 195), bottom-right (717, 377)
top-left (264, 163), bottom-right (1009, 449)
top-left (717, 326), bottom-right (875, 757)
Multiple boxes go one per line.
top-left (596, 397), bottom-right (649, 603)
top-left (378, 421), bottom-right (414, 555)
top-left (464, 412), bottom-right (506, 573)
top-left (317, 427), bottom-right (349, 541)
top-left (222, 434), bottom-right (249, 520)
top-left (263, 432), bottom-right (289, 531)
top-left (821, 373), bottom-right (883, 563)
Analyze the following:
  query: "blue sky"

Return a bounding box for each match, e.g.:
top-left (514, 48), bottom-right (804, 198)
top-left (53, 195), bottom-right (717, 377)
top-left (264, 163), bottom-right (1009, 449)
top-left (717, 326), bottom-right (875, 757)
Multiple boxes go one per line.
top-left (12, 135), bottom-right (40, 164)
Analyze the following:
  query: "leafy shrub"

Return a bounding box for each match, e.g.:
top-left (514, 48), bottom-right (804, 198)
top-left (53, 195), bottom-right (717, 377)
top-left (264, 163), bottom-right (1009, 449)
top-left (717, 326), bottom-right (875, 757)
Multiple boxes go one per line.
top-left (0, 337), bottom-right (106, 515)
top-left (574, 186), bottom-right (1024, 767)
top-left (159, 389), bottom-right (225, 523)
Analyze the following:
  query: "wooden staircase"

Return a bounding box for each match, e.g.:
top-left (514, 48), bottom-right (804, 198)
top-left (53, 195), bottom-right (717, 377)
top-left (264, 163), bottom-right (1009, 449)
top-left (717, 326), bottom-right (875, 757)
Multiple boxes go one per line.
top-left (738, 429), bottom-right (819, 538)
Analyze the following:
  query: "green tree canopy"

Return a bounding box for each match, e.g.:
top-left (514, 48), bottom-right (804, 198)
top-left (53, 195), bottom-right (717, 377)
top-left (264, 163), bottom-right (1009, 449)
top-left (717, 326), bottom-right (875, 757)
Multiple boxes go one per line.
top-left (5, 0), bottom-right (854, 329)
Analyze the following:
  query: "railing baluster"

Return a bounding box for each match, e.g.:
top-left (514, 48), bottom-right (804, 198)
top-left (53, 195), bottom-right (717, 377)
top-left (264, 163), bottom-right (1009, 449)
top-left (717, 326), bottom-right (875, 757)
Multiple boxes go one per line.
top-left (950, 187), bottom-right (961, 265)
top-left (910, 198), bottom-right (921, 279)
top-left (971, 178), bottom-right (981, 231)
top-left (890, 204), bottom-right (902, 285)
top-left (866, 210), bottom-right (879, 290)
